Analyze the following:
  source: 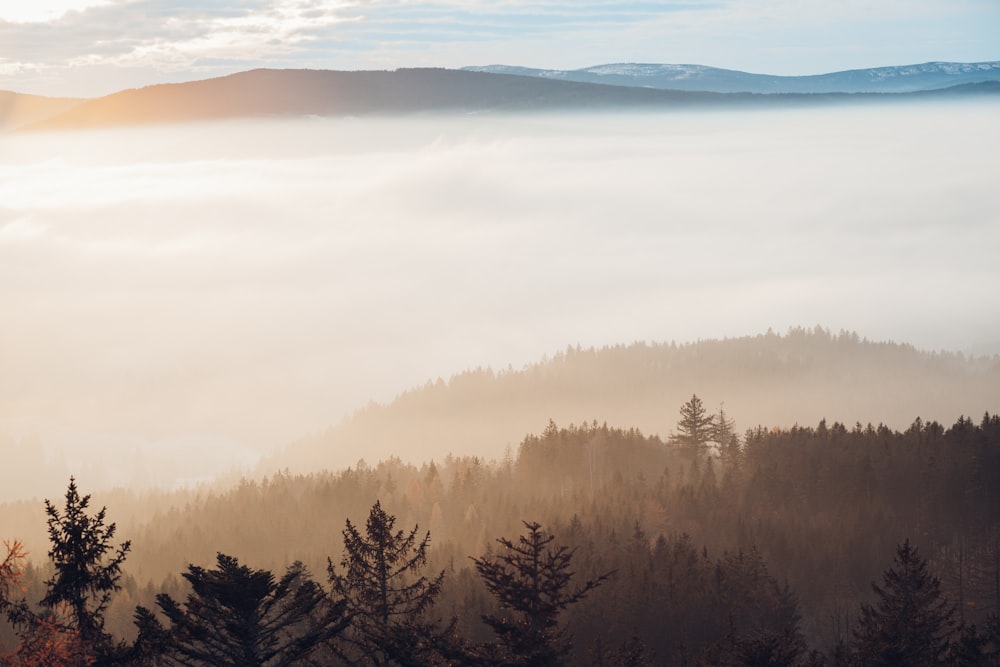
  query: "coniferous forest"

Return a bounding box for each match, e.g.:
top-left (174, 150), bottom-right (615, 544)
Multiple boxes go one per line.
top-left (3, 384), bottom-right (1000, 665)
top-left (2, 0), bottom-right (998, 653)
top-left (0, 332), bottom-right (998, 666)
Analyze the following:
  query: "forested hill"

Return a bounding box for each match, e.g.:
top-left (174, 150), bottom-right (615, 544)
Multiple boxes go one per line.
top-left (5, 333), bottom-right (998, 664)
top-left (19, 67), bottom-right (1000, 131)
top-left (262, 329), bottom-right (1000, 475)
top-left (16, 68), bottom-right (730, 130)
top-left (4, 411), bottom-right (998, 663)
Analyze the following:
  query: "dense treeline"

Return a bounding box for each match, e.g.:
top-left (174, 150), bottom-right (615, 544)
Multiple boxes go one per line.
top-left (3, 406), bottom-right (1000, 664)
top-left (3, 328), bottom-right (998, 501)
top-left (268, 328), bottom-right (1000, 473)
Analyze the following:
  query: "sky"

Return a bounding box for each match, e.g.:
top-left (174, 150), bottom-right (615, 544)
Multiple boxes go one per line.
top-left (0, 0), bottom-right (998, 97)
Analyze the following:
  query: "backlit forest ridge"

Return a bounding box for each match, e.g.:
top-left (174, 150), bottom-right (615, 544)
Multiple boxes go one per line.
top-left (2, 402), bottom-right (998, 664)
top-left (2, 49), bottom-right (997, 665)
top-left (3, 328), bottom-right (1000, 504)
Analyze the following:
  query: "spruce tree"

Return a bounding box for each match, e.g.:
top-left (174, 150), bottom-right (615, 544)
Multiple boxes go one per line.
top-left (853, 540), bottom-right (957, 666)
top-left (671, 394), bottom-right (716, 460)
top-left (142, 554), bottom-right (347, 667)
top-left (327, 500), bottom-right (453, 666)
top-left (471, 521), bottom-right (612, 666)
top-left (40, 478), bottom-right (131, 665)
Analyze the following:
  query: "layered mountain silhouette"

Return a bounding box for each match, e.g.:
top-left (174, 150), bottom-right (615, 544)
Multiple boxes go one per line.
top-left (8, 63), bottom-right (999, 131)
top-left (13, 68), bottom-right (725, 130)
top-left (464, 61), bottom-right (1000, 94)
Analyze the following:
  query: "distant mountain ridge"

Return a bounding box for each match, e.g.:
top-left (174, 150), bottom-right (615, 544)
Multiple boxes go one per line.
top-left (11, 63), bottom-right (1000, 131)
top-left (17, 68), bottom-right (727, 131)
top-left (463, 60), bottom-right (1000, 94)
top-left (0, 90), bottom-right (83, 130)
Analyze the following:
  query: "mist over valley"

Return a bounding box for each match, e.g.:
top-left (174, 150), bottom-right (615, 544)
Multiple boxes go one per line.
top-left (1, 2), bottom-right (999, 654)
top-left (2, 98), bottom-right (999, 501)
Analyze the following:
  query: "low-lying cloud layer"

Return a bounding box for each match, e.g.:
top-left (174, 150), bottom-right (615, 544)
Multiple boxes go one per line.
top-left (1, 102), bottom-right (998, 496)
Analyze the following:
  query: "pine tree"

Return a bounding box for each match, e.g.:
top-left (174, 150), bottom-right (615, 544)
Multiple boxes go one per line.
top-left (711, 404), bottom-right (737, 450)
top-left (142, 554), bottom-right (347, 667)
top-left (671, 395), bottom-right (716, 460)
top-left (471, 521), bottom-right (612, 666)
top-left (327, 500), bottom-right (453, 666)
top-left (40, 478), bottom-right (131, 665)
top-left (853, 540), bottom-right (957, 666)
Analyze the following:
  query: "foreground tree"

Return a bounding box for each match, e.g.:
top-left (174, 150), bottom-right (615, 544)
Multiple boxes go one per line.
top-left (140, 553), bottom-right (348, 667)
top-left (853, 540), bottom-right (957, 666)
top-left (328, 500), bottom-right (454, 666)
top-left (42, 477), bottom-right (131, 658)
top-left (471, 521), bottom-right (613, 666)
top-left (0, 479), bottom-right (132, 666)
top-left (1, 540), bottom-right (90, 667)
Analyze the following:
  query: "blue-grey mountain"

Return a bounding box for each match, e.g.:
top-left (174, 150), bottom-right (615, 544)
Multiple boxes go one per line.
top-left (6, 63), bottom-right (998, 131)
top-left (463, 61), bottom-right (1000, 94)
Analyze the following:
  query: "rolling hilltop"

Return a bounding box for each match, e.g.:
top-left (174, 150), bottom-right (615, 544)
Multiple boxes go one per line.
top-left (1, 328), bottom-right (998, 663)
top-left (9, 63), bottom-right (999, 131)
top-left (261, 329), bottom-right (1000, 475)
top-left (15, 68), bottom-right (728, 131)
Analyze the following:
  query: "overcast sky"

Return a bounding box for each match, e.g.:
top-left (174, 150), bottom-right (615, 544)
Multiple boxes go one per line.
top-left (1, 0), bottom-right (998, 97)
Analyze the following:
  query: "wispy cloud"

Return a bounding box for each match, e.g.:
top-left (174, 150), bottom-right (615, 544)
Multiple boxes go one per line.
top-left (1, 0), bottom-right (360, 93)
top-left (7, 1), bottom-right (354, 59)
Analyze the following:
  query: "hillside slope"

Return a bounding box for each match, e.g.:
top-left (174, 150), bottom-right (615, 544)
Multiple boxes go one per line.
top-left (0, 90), bottom-right (84, 130)
top-left (262, 329), bottom-right (1000, 474)
top-left (22, 68), bottom-right (726, 130)
top-left (22, 67), bottom-right (999, 131)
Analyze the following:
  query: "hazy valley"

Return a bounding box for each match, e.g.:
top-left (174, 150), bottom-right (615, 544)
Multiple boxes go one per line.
top-left (2, 62), bottom-right (999, 665)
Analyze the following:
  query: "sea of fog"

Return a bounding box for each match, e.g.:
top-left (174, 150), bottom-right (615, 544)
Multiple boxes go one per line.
top-left (1, 102), bottom-right (998, 498)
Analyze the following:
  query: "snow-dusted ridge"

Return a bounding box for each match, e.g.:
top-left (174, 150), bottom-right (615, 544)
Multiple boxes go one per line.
top-left (462, 61), bottom-right (1000, 94)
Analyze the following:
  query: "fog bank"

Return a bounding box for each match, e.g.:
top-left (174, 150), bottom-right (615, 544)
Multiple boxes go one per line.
top-left (1, 102), bottom-right (998, 498)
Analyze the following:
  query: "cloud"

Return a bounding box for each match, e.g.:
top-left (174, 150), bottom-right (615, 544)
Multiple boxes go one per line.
top-left (0, 0), bottom-right (112, 24)
top-left (3, 0), bottom-right (997, 96)
top-left (0, 0), bottom-right (359, 93)
top-left (0, 0), bottom-right (695, 71)
top-left (2, 104), bottom-right (998, 482)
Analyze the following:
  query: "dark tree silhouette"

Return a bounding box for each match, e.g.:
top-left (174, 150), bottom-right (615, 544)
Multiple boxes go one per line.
top-left (711, 404), bottom-right (737, 450)
top-left (670, 394), bottom-right (716, 459)
top-left (328, 500), bottom-right (453, 666)
top-left (734, 628), bottom-right (812, 667)
top-left (853, 540), bottom-right (957, 666)
top-left (141, 553), bottom-right (347, 667)
top-left (946, 617), bottom-right (999, 666)
top-left (35, 478), bottom-right (131, 665)
top-left (472, 521), bottom-right (613, 666)
top-left (1, 540), bottom-right (91, 667)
